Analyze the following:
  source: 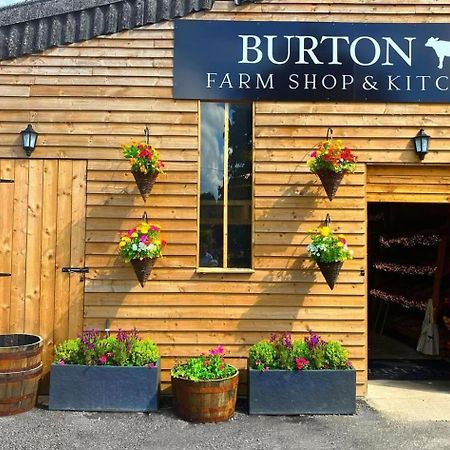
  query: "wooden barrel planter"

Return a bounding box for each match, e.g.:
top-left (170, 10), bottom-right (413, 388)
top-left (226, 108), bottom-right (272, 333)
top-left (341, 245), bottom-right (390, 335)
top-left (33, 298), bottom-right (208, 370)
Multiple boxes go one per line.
top-left (171, 370), bottom-right (239, 423)
top-left (0, 334), bottom-right (43, 416)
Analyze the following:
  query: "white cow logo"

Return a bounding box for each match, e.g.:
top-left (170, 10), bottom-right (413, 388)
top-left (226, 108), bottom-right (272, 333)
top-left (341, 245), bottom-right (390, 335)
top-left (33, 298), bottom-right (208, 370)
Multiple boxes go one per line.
top-left (425, 37), bottom-right (450, 69)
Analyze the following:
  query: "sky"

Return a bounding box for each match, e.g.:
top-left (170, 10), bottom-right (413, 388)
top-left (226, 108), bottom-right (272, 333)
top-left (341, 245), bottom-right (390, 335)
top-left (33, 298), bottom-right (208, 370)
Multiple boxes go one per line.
top-left (0, 0), bottom-right (30, 7)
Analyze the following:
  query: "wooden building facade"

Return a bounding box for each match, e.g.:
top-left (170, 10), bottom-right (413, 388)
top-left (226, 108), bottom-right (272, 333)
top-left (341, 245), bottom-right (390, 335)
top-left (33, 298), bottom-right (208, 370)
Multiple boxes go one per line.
top-left (0, 0), bottom-right (450, 396)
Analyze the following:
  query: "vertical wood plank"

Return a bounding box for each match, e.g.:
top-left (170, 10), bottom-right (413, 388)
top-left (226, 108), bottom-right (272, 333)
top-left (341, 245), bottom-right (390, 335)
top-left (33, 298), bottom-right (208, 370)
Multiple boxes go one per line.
top-left (9, 160), bottom-right (29, 333)
top-left (25, 159), bottom-right (43, 335)
top-left (39, 160), bottom-right (58, 377)
top-left (0, 160), bottom-right (14, 333)
top-left (68, 160), bottom-right (87, 338)
top-left (54, 160), bottom-right (73, 346)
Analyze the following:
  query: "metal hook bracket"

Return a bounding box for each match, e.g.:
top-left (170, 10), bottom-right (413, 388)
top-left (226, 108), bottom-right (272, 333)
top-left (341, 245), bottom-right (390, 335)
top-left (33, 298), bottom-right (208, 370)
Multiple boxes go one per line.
top-left (326, 128), bottom-right (333, 141)
top-left (144, 125), bottom-right (150, 145)
top-left (324, 213), bottom-right (331, 227)
top-left (142, 211), bottom-right (148, 223)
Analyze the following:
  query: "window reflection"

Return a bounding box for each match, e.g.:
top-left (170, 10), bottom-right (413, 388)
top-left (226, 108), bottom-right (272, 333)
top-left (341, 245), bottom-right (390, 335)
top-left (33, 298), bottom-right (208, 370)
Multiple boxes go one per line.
top-left (227, 104), bottom-right (252, 268)
top-left (199, 102), bottom-right (252, 268)
top-left (200, 103), bottom-right (224, 267)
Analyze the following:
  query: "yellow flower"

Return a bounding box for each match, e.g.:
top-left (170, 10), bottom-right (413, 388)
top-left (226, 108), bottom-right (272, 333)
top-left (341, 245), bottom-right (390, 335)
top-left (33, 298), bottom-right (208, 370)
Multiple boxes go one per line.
top-left (131, 232), bottom-right (138, 238)
top-left (139, 223), bottom-right (150, 234)
top-left (119, 241), bottom-right (127, 248)
top-left (320, 226), bottom-right (330, 237)
top-left (140, 166), bottom-right (147, 174)
top-left (130, 158), bottom-right (137, 165)
top-left (338, 234), bottom-right (345, 239)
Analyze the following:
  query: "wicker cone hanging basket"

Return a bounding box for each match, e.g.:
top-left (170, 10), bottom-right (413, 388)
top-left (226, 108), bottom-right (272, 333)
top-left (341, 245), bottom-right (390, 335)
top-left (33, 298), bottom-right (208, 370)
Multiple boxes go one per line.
top-left (130, 257), bottom-right (157, 287)
top-left (317, 261), bottom-right (344, 290)
top-left (132, 171), bottom-right (158, 201)
top-left (315, 169), bottom-right (345, 201)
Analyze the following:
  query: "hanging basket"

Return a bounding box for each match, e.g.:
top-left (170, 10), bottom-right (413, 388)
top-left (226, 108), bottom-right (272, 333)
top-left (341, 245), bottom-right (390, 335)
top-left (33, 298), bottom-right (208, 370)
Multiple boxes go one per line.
top-left (315, 169), bottom-right (345, 201)
top-left (132, 170), bottom-right (158, 201)
top-left (317, 261), bottom-right (343, 290)
top-left (130, 257), bottom-right (157, 287)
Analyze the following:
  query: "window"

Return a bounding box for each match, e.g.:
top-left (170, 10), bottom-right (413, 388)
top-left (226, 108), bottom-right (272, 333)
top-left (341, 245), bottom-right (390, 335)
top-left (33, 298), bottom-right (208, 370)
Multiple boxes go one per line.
top-left (199, 102), bottom-right (253, 269)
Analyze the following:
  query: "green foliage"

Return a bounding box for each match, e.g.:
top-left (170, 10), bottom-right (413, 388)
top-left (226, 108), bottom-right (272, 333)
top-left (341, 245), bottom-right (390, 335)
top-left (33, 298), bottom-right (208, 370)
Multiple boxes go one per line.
top-left (128, 340), bottom-right (160, 367)
top-left (171, 346), bottom-right (237, 382)
top-left (248, 340), bottom-right (276, 371)
top-left (324, 341), bottom-right (350, 370)
top-left (248, 332), bottom-right (353, 372)
top-left (54, 329), bottom-right (160, 367)
top-left (291, 341), bottom-right (309, 360)
top-left (54, 339), bottom-right (82, 365)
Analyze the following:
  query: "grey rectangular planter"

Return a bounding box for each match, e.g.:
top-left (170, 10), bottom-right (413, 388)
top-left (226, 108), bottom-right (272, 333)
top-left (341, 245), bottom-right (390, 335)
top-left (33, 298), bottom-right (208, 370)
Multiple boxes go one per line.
top-left (49, 361), bottom-right (160, 412)
top-left (248, 368), bottom-right (356, 415)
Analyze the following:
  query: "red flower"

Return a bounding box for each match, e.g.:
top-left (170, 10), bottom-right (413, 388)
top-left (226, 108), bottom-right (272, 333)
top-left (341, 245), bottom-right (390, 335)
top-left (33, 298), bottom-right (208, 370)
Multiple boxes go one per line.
top-left (295, 357), bottom-right (309, 370)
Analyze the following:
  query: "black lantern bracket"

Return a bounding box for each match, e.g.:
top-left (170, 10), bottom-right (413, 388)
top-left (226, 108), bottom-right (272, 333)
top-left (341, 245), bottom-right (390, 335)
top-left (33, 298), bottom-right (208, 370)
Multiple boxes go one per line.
top-left (21, 123), bottom-right (38, 157)
top-left (413, 128), bottom-right (430, 161)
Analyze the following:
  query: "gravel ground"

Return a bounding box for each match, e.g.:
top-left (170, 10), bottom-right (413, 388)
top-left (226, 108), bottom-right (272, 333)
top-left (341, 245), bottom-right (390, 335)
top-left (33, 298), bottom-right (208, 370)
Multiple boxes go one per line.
top-left (0, 399), bottom-right (449, 450)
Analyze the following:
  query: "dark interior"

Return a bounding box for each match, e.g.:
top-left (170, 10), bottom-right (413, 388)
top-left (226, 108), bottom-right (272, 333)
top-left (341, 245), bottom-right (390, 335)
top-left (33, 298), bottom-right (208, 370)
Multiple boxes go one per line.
top-left (368, 203), bottom-right (450, 379)
top-left (0, 334), bottom-right (41, 348)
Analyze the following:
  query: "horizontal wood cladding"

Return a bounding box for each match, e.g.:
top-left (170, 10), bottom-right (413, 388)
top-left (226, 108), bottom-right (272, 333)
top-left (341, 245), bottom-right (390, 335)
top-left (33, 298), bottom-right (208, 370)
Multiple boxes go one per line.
top-left (367, 165), bottom-right (450, 202)
top-left (3, 1), bottom-right (450, 396)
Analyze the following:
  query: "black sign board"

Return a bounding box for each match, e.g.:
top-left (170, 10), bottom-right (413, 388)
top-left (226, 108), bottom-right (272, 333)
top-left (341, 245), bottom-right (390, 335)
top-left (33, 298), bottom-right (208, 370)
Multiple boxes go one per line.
top-left (174, 20), bottom-right (450, 102)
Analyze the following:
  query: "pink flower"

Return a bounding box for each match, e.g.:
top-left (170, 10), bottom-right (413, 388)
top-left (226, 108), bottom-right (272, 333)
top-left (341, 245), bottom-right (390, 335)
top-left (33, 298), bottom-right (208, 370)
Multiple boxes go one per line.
top-left (99, 355), bottom-right (107, 364)
top-left (209, 345), bottom-right (224, 356)
top-left (148, 363), bottom-right (155, 368)
top-left (59, 360), bottom-right (65, 365)
top-left (310, 151), bottom-right (317, 157)
top-left (263, 366), bottom-right (270, 372)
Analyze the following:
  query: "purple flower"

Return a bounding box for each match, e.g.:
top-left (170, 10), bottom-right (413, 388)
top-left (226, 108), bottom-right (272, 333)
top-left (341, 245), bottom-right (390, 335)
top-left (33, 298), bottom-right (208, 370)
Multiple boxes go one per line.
top-left (148, 363), bottom-right (155, 368)
top-left (269, 333), bottom-right (277, 343)
top-left (304, 331), bottom-right (326, 351)
top-left (263, 366), bottom-right (270, 372)
top-left (282, 333), bottom-right (292, 349)
top-left (59, 360), bottom-right (65, 365)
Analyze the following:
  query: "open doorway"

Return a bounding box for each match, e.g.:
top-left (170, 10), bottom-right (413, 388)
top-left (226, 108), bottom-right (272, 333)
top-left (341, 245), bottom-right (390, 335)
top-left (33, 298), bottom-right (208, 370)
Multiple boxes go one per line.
top-left (368, 202), bottom-right (450, 380)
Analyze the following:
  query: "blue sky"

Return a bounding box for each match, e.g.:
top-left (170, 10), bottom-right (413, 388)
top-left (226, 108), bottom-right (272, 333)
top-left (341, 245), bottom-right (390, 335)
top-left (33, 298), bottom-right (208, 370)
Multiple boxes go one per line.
top-left (0, 0), bottom-right (29, 7)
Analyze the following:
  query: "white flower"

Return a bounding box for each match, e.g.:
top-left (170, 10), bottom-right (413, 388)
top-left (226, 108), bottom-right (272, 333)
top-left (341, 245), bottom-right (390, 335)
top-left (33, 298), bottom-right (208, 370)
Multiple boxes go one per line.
top-left (131, 244), bottom-right (138, 251)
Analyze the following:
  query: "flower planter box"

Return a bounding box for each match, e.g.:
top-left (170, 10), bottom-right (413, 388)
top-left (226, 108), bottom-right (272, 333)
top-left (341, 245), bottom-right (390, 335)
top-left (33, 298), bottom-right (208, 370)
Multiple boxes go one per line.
top-left (49, 361), bottom-right (160, 412)
top-left (248, 367), bottom-right (356, 415)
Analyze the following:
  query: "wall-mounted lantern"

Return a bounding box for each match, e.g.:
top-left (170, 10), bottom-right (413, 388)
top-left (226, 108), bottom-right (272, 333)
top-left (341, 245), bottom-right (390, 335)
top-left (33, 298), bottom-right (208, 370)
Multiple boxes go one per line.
top-left (21, 124), bottom-right (38, 157)
top-left (413, 129), bottom-right (430, 161)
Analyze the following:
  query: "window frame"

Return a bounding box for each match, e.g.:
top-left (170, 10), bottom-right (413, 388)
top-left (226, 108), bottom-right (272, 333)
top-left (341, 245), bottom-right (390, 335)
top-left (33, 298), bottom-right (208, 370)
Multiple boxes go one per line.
top-left (196, 101), bottom-right (255, 273)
